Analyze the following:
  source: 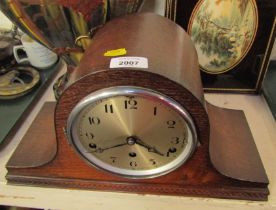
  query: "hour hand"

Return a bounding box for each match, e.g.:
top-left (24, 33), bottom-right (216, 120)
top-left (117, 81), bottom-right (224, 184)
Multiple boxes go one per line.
top-left (90, 142), bottom-right (128, 153)
top-left (134, 138), bottom-right (164, 156)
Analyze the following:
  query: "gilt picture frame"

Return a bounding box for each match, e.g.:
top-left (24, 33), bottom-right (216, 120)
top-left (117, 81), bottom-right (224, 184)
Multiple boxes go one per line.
top-left (166, 0), bottom-right (276, 93)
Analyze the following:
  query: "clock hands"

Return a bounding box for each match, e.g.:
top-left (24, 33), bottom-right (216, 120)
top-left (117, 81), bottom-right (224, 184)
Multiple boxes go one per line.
top-left (134, 139), bottom-right (164, 156)
top-left (126, 136), bottom-right (164, 156)
top-left (93, 142), bottom-right (128, 153)
top-left (89, 136), bottom-right (164, 156)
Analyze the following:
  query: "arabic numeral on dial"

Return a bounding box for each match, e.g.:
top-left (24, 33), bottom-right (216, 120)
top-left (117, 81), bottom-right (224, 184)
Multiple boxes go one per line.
top-left (167, 120), bottom-right (176, 128)
top-left (130, 161), bottom-right (138, 167)
top-left (153, 107), bottom-right (157, 116)
top-left (110, 157), bottom-right (117, 163)
top-left (85, 132), bottom-right (94, 139)
top-left (166, 147), bottom-right (177, 157)
top-left (171, 137), bottom-right (180, 144)
top-left (149, 159), bottom-right (156, 165)
top-left (124, 98), bottom-right (138, 109)
top-left (88, 117), bottom-right (100, 125)
top-left (105, 104), bottom-right (114, 113)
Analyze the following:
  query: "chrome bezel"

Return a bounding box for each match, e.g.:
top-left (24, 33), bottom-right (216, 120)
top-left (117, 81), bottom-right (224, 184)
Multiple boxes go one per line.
top-left (67, 86), bottom-right (198, 179)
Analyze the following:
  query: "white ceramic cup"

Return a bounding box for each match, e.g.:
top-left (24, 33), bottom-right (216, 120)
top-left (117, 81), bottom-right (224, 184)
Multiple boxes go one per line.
top-left (13, 34), bottom-right (58, 69)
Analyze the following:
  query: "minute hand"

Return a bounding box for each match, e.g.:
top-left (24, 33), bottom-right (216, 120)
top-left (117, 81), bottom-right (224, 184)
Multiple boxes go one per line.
top-left (92, 142), bottom-right (128, 153)
top-left (135, 138), bottom-right (164, 156)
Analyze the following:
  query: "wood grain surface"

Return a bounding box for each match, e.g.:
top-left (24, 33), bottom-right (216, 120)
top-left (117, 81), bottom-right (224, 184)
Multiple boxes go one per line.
top-left (6, 102), bottom-right (269, 201)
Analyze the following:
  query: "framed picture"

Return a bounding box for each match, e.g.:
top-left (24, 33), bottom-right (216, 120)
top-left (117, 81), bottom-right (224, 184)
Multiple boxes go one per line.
top-left (165, 0), bottom-right (276, 93)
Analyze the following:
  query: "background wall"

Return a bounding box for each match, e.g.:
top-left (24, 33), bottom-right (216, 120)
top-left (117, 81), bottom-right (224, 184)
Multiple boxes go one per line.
top-left (0, 1), bottom-right (275, 60)
top-left (0, 11), bottom-right (12, 30)
top-left (140, 0), bottom-right (165, 15)
top-left (271, 42), bottom-right (276, 60)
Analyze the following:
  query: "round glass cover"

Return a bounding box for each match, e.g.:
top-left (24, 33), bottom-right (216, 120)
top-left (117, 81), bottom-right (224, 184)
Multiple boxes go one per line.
top-left (67, 86), bottom-right (197, 178)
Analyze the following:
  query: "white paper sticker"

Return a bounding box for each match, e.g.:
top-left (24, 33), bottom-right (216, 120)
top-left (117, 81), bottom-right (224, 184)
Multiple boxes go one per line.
top-left (110, 57), bottom-right (148, 69)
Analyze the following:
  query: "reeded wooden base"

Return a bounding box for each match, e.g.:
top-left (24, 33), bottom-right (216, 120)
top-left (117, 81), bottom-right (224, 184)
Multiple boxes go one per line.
top-left (6, 102), bottom-right (269, 201)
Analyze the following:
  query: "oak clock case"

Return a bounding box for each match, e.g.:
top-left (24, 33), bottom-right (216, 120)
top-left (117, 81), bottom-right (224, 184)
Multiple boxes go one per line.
top-left (6, 13), bottom-right (269, 201)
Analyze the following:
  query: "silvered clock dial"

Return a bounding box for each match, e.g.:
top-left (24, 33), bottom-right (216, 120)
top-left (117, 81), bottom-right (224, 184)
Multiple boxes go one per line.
top-left (67, 86), bottom-right (197, 178)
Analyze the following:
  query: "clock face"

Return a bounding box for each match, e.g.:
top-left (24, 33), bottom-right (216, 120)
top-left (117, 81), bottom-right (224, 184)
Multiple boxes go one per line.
top-left (67, 87), bottom-right (197, 178)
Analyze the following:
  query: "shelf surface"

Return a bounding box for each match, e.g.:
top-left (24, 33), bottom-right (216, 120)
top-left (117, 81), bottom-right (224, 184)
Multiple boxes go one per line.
top-left (0, 61), bottom-right (62, 145)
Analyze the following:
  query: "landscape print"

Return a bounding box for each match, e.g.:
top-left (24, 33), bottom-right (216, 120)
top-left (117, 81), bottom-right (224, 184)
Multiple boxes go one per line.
top-left (188, 0), bottom-right (258, 74)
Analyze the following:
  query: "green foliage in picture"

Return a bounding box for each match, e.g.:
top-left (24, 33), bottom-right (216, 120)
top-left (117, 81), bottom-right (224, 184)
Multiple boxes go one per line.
top-left (188, 0), bottom-right (258, 74)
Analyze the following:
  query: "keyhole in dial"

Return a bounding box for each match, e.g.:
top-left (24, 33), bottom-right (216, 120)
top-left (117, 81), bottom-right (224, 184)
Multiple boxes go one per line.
top-left (129, 152), bottom-right (137, 157)
top-left (89, 143), bottom-right (97, 149)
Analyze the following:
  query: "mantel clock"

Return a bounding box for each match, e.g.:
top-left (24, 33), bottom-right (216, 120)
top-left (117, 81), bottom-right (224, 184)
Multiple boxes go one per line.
top-left (6, 13), bottom-right (269, 201)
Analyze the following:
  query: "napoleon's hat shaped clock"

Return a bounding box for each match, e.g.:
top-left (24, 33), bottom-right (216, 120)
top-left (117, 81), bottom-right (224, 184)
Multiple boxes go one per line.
top-left (6, 13), bottom-right (269, 201)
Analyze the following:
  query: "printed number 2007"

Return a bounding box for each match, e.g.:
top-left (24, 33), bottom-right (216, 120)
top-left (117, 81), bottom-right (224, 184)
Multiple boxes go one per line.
top-left (119, 60), bottom-right (139, 66)
top-left (110, 57), bottom-right (148, 69)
